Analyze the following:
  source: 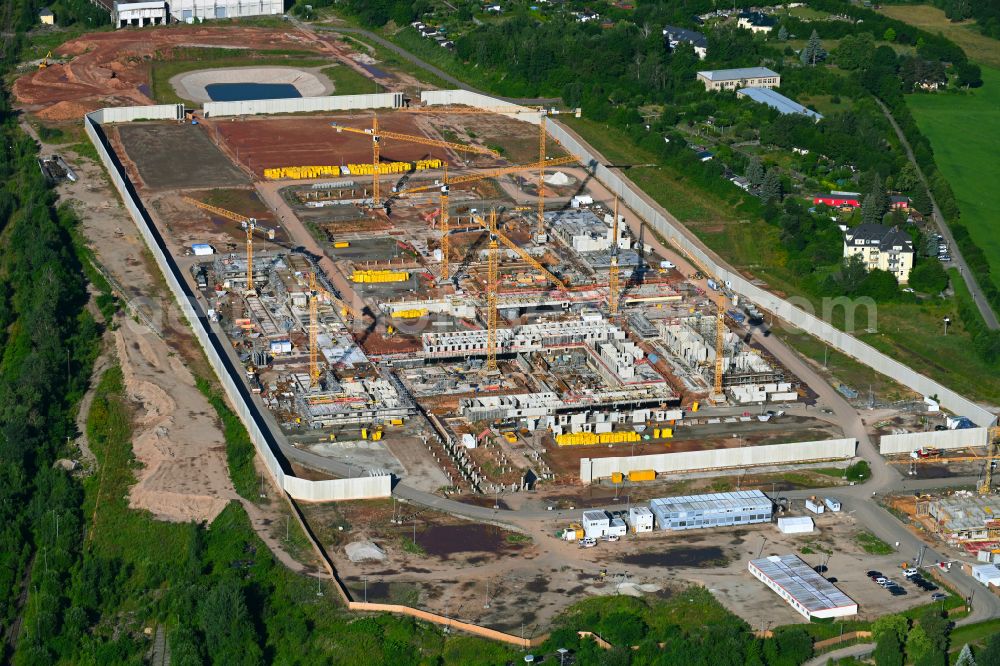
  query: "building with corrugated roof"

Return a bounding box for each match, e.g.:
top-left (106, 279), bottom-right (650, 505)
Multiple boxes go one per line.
top-left (649, 490), bottom-right (772, 530)
top-left (736, 87), bottom-right (823, 121)
top-left (749, 554), bottom-right (858, 619)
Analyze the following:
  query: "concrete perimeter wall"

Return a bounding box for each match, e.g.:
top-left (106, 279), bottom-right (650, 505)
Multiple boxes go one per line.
top-left (91, 103), bottom-right (185, 124)
top-left (203, 92), bottom-right (404, 117)
top-left (420, 90), bottom-right (541, 122)
top-left (420, 90), bottom-right (996, 429)
top-left (84, 109), bottom-right (388, 502)
top-left (579, 438), bottom-right (857, 484)
top-left (879, 428), bottom-right (989, 455)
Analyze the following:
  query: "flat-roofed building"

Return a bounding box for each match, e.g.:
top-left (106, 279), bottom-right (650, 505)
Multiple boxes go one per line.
top-left (649, 490), bottom-right (772, 531)
top-left (697, 67), bottom-right (780, 92)
top-left (749, 554), bottom-right (858, 620)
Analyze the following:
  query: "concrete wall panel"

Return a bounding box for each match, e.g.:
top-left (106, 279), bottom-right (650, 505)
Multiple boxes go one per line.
top-left (93, 104), bottom-right (185, 123)
top-left (579, 438), bottom-right (856, 483)
top-left (879, 428), bottom-right (988, 455)
top-left (203, 92), bottom-right (404, 117)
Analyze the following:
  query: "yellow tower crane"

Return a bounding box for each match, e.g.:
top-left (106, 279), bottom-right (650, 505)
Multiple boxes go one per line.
top-left (537, 111), bottom-right (547, 240)
top-left (485, 209), bottom-right (499, 375)
top-left (309, 272), bottom-right (320, 387)
top-left (608, 196), bottom-right (621, 318)
top-left (469, 212), bottom-right (568, 291)
top-left (182, 196), bottom-right (276, 294)
top-left (398, 156), bottom-right (578, 196)
top-left (673, 245), bottom-right (728, 402)
top-left (331, 118), bottom-right (499, 209)
top-left (439, 183), bottom-right (450, 281)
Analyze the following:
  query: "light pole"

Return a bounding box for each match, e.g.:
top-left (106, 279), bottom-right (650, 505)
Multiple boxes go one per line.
top-left (943, 316), bottom-right (951, 335)
top-left (558, 647), bottom-right (569, 665)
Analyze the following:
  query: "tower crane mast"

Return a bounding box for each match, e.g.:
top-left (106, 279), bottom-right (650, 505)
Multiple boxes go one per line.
top-left (608, 197), bottom-right (621, 318)
top-left (485, 210), bottom-right (499, 374)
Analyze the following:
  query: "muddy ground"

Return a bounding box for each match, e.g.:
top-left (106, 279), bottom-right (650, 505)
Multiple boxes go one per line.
top-left (116, 122), bottom-right (248, 190)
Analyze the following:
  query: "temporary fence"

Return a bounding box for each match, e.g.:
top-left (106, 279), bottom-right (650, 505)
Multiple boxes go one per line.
top-left (418, 90), bottom-right (996, 428)
top-left (579, 438), bottom-right (857, 484)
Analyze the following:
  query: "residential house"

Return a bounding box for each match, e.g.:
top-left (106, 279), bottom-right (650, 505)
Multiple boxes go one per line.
top-left (890, 195), bottom-right (910, 210)
top-left (814, 191), bottom-right (860, 208)
top-left (843, 223), bottom-right (914, 283)
top-left (737, 11), bottom-right (776, 34)
top-left (39, 7), bottom-right (54, 24)
top-left (663, 25), bottom-right (708, 59)
top-left (697, 67), bottom-right (780, 91)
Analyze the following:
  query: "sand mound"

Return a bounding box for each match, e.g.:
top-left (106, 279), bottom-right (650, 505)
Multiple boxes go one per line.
top-left (544, 171), bottom-right (572, 186)
top-left (116, 325), bottom-right (236, 523)
top-left (345, 540), bottom-right (388, 563)
top-left (36, 99), bottom-right (102, 121)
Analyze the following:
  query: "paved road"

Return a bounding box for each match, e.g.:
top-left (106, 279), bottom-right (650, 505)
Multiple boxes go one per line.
top-left (874, 97), bottom-right (999, 330)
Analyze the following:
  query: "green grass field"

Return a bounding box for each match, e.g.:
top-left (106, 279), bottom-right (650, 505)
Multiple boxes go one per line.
top-left (908, 67), bottom-right (1000, 293)
top-left (322, 64), bottom-right (379, 95)
top-left (879, 4), bottom-right (1000, 70)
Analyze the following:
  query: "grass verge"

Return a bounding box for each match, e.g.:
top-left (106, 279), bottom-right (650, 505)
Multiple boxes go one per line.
top-left (322, 64), bottom-right (379, 95)
top-left (855, 531), bottom-right (894, 555)
top-left (194, 376), bottom-right (259, 501)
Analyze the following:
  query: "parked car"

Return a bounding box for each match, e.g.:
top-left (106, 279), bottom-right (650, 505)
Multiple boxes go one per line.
top-left (579, 537), bottom-right (597, 548)
top-left (888, 586), bottom-right (908, 596)
top-left (867, 570), bottom-right (883, 578)
top-left (903, 568), bottom-right (919, 577)
top-left (931, 592), bottom-right (947, 601)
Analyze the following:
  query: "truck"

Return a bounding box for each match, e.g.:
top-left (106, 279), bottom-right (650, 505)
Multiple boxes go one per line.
top-left (911, 447), bottom-right (942, 459)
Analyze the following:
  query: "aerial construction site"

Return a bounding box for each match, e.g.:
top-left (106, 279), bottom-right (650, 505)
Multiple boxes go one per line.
top-left (81, 76), bottom-right (997, 636)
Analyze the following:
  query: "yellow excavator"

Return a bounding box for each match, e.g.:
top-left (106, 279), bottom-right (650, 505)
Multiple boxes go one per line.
top-left (38, 51), bottom-right (52, 70)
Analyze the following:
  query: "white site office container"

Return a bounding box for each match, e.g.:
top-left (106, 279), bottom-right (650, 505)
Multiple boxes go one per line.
top-left (777, 516), bottom-right (814, 534)
top-left (823, 497), bottom-right (841, 512)
top-left (192, 243), bottom-right (214, 256)
top-left (582, 510), bottom-right (610, 539)
top-left (805, 498), bottom-right (825, 514)
top-left (628, 507), bottom-right (654, 533)
top-left (608, 517), bottom-right (627, 538)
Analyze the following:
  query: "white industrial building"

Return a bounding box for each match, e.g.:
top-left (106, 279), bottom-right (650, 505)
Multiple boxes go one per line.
top-left (777, 516), bottom-right (814, 534)
top-left (749, 554), bottom-right (858, 620)
top-left (650, 490), bottom-right (773, 531)
top-left (170, 0), bottom-right (283, 22)
top-left (113, 1), bottom-right (168, 27)
top-left (628, 506), bottom-right (654, 533)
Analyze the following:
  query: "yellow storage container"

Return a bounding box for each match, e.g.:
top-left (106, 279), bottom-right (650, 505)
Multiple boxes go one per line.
top-left (628, 469), bottom-right (656, 482)
top-left (611, 472), bottom-right (624, 484)
top-left (333, 241), bottom-right (350, 248)
top-left (653, 428), bottom-right (661, 439)
top-left (390, 418), bottom-right (404, 426)
top-left (662, 428), bottom-right (673, 438)
top-left (361, 428), bottom-right (368, 440)
top-left (691, 401), bottom-right (700, 412)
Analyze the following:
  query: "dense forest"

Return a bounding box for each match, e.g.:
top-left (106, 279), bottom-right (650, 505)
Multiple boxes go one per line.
top-left (0, 10), bottom-right (102, 664)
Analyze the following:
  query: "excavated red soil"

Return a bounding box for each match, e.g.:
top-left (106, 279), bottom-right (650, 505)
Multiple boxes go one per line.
top-left (14, 27), bottom-right (318, 114)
